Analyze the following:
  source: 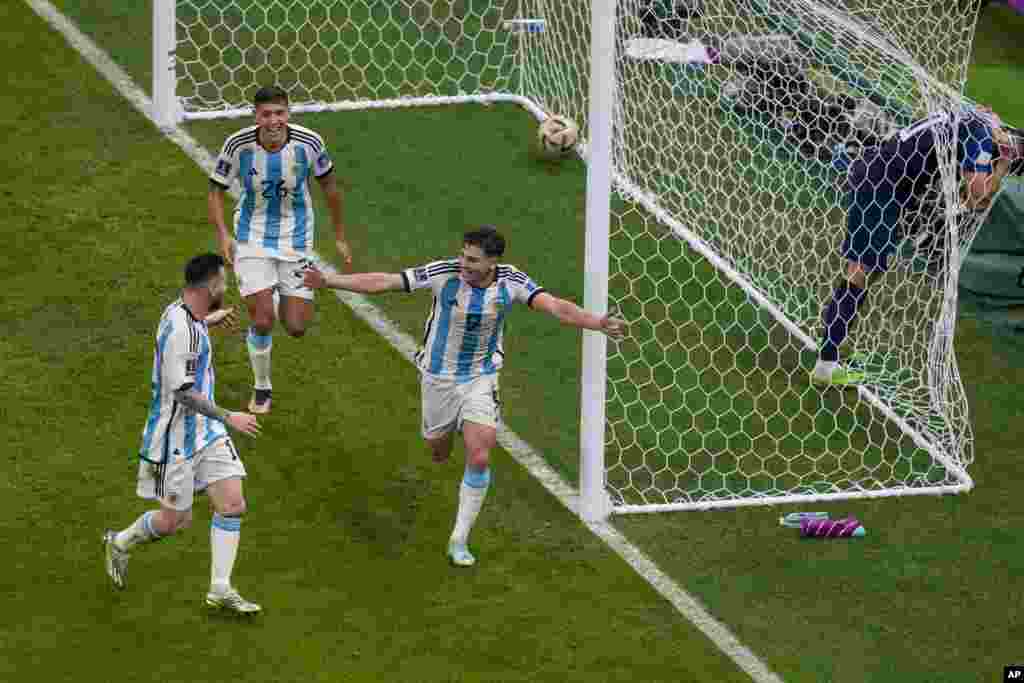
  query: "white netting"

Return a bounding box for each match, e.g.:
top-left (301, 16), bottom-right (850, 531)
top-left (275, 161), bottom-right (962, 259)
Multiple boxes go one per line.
top-left (517, 0), bottom-right (989, 510)
top-left (173, 0), bottom-right (993, 511)
top-left (175, 0), bottom-right (518, 113)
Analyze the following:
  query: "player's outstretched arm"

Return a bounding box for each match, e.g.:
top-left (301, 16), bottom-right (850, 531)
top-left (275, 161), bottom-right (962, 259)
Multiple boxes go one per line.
top-left (302, 266), bottom-right (404, 294)
top-left (172, 388), bottom-right (261, 436)
top-left (207, 182), bottom-right (235, 265)
top-left (316, 172), bottom-right (351, 266)
top-left (530, 292), bottom-right (627, 340)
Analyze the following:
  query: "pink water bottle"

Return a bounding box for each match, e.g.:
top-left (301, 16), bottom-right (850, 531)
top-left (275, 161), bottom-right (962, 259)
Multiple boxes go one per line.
top-left (800, 516), bottom-right (865, 538)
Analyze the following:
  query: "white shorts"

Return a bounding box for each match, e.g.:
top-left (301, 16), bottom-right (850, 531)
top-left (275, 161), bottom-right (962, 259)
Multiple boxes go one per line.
top-left (420, 372), bottom-right (501, 439)
top-left (235, 255), bottom-right (315, 300)
top-left (136, 437), bottom-right (247, 511)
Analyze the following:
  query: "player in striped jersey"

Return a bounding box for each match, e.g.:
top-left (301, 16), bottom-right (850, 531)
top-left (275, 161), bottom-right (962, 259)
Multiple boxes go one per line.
top-left (812, 106), bottom-right (1024, 386)
top-left (302, 226), bottom-right (626, 567)
top-left (208, 86), bottom-right (352, 415)
top-left (103, 254), bottom-right (263, 614)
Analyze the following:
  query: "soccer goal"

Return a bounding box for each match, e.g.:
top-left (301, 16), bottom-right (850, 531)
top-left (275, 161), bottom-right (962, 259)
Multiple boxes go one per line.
top-left (154, 0), bottom-right (990, 518)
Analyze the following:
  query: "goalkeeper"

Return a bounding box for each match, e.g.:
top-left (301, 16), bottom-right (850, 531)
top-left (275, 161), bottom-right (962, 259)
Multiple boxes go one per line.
top-left (812, 107), bottom-right (1024, 386)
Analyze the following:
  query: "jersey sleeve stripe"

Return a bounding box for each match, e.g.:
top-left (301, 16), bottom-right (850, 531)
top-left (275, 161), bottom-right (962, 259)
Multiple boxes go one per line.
top-left (426, 260), bottom-right (460, 274)
top-left (288, 123), bottom-right (326, 142)
top-left (289, 128), bottom-right (325, 152)
top-left (420, 297), bottom-right (437, 346)
top-left (289, 130), bottom-right (323, 146)
top-left (426, 265), bottom-right (461, 276)
top-left (400, 270), bottom-right (412, 293)
top-left (223, 126), bottom-right (258, 145)
top-left (503, 273), bottom-right (530, 285)
top-left (224, 130), bottom-right (259, 158)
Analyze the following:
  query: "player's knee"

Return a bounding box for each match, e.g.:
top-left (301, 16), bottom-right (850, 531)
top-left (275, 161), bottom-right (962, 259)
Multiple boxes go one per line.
top-left (283, 323), bottom-right (306, 339)
top-left (466, 449), bottom-right (490, 472)
top-left (250, 314), bottom-right (275, 333)
top-left (152, 508), bottom-right (188, 536)
top-left (215, 498), bottom-right (247, 518)
top-left (425, 435), bottom-right (453, 461)
top-left (175, 510), bottom-right (193, 532)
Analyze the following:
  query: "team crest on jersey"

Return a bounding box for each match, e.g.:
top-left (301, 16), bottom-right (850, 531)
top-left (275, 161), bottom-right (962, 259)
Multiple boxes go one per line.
top-left (414, 267), bottom-right (429, 283)
top-left (216, 159), bottom-right (232, 176)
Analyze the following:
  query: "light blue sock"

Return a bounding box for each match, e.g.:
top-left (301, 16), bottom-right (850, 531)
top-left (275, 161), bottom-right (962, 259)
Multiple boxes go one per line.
top-left (247, 327), bottom-right (272, 351)
top-left (462, 466), bottom-right (491, 489)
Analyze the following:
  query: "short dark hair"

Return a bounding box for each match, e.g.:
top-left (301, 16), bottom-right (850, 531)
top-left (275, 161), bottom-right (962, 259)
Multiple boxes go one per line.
top-left (463, 225), bottom-right (505, 258)
top-left (254, 85), bottom-right (289, 108)
top-left (184, 253), bottom-right (225, 288)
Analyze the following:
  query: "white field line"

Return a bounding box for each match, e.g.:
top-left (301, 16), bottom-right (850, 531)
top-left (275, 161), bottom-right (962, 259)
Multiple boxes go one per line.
top-left (26, 2), bottom-right (784, 681)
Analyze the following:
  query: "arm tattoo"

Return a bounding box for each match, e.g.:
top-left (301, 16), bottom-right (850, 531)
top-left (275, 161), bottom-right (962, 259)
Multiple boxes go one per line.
top-left (173, 388), bottom-right (230, 422)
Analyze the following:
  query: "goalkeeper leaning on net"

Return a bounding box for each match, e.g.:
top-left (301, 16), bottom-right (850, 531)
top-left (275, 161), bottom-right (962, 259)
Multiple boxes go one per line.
top-left (812, 107), bottom-right (1024, 386)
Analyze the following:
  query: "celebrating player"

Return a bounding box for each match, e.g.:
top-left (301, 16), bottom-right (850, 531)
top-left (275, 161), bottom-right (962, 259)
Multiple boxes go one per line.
top-left (812, 107), bottom-right (1024, 386)
top-left (208, 85), bottom-right (351, 414)
top-left (303, 226), bottom-right (627, 567)
top-left (103, 253), bottom-right (263, 614)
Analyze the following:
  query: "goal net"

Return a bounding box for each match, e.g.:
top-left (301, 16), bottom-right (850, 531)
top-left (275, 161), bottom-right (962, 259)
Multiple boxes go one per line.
top-left (162, 0), bottom-right (991, 513)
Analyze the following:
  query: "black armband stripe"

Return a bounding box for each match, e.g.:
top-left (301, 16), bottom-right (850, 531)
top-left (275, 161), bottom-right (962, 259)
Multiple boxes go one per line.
top-left (400, 270), bottom-right (411, 292)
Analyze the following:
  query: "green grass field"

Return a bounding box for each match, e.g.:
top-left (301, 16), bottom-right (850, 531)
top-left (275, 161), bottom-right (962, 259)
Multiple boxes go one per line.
top-left (5, 1), bottom-right (1024, 681)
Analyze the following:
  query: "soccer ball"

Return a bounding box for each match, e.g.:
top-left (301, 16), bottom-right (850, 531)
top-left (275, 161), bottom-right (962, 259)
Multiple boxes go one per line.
top-left (538, 115), bottom-right (579, 156)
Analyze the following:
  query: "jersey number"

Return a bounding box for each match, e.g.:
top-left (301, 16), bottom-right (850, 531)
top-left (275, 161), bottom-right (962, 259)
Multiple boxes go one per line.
top-left (261, 180), bottom-right (291, 199)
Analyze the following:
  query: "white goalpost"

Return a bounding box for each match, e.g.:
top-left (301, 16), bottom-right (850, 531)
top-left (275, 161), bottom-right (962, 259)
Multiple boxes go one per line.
top-left (154, 0), bottom-right (991, 519)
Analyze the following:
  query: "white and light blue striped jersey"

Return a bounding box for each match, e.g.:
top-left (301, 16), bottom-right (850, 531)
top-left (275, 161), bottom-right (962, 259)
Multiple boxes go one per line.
top-left (402, 260), bottom-right (546, 381)
top-left (210, 123), bottom-right (334, 261)
top-left (138, 299), bottom-right (227, 464)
